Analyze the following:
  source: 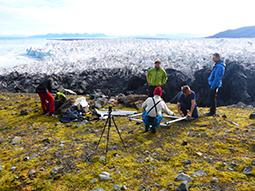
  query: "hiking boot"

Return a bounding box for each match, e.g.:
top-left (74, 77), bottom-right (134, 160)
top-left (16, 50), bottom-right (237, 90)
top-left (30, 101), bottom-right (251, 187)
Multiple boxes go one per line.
top-left (203, 112), bottom-right (215, 117)
top-left (142, 125), bottom-right (150, 133)
top-left (41, 109), bottom-right (48, 115)
top-left (151, 126), bottom-right (156, 134)
top-left (49, 111), bottom-right (55, 115)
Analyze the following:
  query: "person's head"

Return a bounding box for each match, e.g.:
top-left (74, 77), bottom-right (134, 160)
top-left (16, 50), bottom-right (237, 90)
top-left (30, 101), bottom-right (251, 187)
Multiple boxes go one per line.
top-left (212, 53), bottom-right (220, 63)
top-left (181, 85), bottom-right (191, 96)
top-left (153, 87), bottom-right (163, 96)
top-left (155, 60), bottom-right (161, 69)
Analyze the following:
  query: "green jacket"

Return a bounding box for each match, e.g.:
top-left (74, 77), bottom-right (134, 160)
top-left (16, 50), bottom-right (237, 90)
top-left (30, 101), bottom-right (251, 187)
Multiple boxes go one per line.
top-left (146, 67), bottom-right (168, 86)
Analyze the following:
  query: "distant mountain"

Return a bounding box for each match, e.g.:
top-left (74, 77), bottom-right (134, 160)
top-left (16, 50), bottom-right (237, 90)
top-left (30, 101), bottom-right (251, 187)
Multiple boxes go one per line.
top-left (28, 33), bottom-right (202, 39)
top-left (208, 26), bottom-right (255, 38)
top-left (134, 33), bottom-right (202, 39)
top-left (0, 33), bottom-right (203, 39)
top-left (29, 33), bottom-right (108, 38)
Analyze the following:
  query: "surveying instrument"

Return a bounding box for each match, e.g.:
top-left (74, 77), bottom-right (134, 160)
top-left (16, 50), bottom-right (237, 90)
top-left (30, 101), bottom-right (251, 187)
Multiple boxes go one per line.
top-left (95, 106), bottom-right (127, 159)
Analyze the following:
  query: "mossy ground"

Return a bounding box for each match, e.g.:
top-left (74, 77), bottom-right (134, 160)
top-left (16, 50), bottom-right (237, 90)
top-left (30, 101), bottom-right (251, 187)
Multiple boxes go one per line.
top-left (0, 92), bottom-right (255, 191)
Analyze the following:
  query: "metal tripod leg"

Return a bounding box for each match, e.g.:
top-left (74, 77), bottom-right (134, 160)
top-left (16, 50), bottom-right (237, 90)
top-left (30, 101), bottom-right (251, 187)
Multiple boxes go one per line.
top-left (95, 116), bottom-right (109, 151)
top-left (105, 114), bottom-right (111, 154)
top-left (94, 106), bottom-right (127, 162)
top-left (112, 116), bottom-right (127, 152)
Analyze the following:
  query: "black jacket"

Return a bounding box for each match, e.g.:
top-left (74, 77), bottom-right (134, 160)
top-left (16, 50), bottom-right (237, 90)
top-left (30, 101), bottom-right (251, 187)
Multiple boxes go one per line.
top-left (36, 79), bottom-right (53, 94)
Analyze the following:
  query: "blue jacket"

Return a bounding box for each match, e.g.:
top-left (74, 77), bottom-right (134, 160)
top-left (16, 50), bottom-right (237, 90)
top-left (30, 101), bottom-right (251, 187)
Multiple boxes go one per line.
top-left (208, 60), bottom-right (226, 89)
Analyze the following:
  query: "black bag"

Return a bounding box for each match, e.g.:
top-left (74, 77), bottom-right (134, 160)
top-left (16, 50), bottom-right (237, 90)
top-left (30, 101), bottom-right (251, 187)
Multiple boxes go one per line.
top-left (148, 116), bottom-right (155, 123)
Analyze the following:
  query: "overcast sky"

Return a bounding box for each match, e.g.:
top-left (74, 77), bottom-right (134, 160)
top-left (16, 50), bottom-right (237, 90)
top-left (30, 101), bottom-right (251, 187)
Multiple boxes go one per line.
top-left (0, 0), bottom-right (254, 37)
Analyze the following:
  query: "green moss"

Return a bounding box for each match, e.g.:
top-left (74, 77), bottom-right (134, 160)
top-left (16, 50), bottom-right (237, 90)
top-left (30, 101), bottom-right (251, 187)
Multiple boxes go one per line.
top-left (0, 92), bottom-right (255, 190)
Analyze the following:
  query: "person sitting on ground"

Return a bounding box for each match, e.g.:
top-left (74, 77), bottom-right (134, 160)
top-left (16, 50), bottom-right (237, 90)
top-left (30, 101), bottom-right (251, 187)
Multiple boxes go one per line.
top-left (141, 87), bottom-right (174, 134)
top-left (177, 85), bottom-right (199, 119)
top-left (36, 77), bottom-right (55, 115)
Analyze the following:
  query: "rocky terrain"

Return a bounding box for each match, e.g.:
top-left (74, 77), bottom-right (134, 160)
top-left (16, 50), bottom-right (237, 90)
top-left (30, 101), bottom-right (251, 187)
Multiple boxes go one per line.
top-left (1, 61), bottom-right (255, 108)
top-left (0, 91), bottom-right (255, 190)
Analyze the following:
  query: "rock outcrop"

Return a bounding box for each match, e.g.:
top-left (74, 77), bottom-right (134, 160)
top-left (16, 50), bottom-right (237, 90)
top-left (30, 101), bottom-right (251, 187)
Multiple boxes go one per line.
top-left (1, 61), bottom-right (255, 107)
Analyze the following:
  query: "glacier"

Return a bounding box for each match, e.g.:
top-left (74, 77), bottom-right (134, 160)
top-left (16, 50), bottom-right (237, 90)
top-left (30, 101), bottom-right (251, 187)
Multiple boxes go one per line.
top-left (0, 38), bottom-right (48, 70)
top-left (1, 38), bottom-right (255, 76)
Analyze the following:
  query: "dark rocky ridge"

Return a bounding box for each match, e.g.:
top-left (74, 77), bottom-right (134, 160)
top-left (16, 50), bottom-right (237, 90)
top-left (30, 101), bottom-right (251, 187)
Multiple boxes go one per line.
top-left (1, 61), bottom-right (255, 107)
top-left (207, 26), bottom-right (255, 38)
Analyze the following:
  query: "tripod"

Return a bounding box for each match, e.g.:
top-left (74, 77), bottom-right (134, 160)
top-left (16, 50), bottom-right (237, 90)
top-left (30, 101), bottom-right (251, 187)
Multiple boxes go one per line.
top-left (95, 106), bottom-right (127, 159)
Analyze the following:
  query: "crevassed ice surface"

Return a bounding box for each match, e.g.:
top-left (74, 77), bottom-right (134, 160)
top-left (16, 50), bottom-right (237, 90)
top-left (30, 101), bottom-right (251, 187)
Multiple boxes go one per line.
top-left (1, 38), bottom-right (255, 75)
top-left (0, 38), bottom-right (48, 70)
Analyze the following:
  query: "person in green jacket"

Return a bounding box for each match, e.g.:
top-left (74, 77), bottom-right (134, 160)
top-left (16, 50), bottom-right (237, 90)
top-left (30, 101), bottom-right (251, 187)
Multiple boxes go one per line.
top-left (146, 60), bottom-right (168, 97)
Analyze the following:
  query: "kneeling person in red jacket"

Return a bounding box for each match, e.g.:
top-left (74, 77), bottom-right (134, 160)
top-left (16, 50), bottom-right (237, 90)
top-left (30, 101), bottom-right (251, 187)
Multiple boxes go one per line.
top-left (36, 78), bottom-right (55, 114)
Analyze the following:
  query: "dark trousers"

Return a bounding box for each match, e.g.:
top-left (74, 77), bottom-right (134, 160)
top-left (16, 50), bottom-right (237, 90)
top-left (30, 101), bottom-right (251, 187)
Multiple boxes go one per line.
top-left (209, 88), bottom-right (218, 114)
top-left (148, 86), bottom-right (158, 97)
top-left (180, 103), bottom-right (199, 118)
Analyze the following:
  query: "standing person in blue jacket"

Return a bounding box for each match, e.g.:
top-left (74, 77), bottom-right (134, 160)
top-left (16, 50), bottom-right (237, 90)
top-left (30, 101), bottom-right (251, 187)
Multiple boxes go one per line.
top-left (204, 53), bottom-right (226, 116)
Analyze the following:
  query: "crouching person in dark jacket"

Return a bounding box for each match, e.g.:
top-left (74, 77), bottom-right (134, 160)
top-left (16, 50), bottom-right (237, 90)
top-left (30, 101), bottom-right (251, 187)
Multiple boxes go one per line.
top-left (36, 78), bottom-right (55, 114)
top-left (141, 87), bottom-right (174, 134)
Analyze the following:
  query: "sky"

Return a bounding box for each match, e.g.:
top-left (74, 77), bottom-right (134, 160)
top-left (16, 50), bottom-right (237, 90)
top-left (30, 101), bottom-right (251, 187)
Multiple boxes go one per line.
top-left (0, 0), bottom-right (255, 37)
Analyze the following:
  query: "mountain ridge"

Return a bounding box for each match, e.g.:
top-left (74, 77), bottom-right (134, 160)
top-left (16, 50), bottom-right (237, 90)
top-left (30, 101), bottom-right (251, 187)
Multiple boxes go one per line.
top-left (208, 26), bottom-right (255, 38)
top-left (0, 33), bottom-right (203, 39)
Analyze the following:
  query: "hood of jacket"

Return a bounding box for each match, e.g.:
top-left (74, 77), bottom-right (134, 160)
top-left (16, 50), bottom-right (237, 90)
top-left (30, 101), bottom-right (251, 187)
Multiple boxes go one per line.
top-left (214, 60), bottom-right (226, 68)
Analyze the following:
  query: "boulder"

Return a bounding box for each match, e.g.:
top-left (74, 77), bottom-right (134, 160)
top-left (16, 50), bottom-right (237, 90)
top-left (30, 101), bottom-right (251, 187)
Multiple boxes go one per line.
top-left (99, 172), bottom-right (110, 181)
top-left (1, 62), bottom-right (255, 107)
top-left (9, 136), bottom-right (22, 144)
top-left (175, 181), bottom-right (189, 191)
top-left (59, 98), bottom-right (75, 115)
top-left (164, 68), bottom-right (192, 102)
top-left (175, 173), bottom-right (194, 182)
top-left (20, 110), bottom-right (28, 115)
top-left (250, 112), bottom-right (255, 119)
top-left (0, 137), bottom-right (8, 144)
top-left (190, 170), bottom-right (207, 177)
top-left (211, 177), bottom-right (219, 184)
top-left (123, 94), bottom-right (147, 107)
top-left (243, 165), bottom-right (253, 175)
top-left (94, 97), bottom-right (108, 108)
top-left (51, 167), bottom-right (64, 175)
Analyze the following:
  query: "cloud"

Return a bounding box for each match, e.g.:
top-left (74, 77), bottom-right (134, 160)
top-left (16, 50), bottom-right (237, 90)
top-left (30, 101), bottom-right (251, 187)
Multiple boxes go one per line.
top-left (0, 0), bottom-right (255, 36)
top-left (0, 0), bottom-right (66, 8)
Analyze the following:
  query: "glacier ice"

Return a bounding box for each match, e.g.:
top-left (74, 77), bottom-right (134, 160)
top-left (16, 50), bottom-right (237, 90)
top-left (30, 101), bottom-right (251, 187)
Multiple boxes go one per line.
top-left (0, 38), bottom-right (47, 70)
top-left (1, 38), bottom-right (255, 75)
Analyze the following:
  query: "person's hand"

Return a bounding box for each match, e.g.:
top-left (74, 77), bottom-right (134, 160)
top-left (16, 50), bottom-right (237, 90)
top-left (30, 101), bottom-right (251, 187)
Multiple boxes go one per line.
top-left (180, 113), bottom-right (184, 117)
top-left (161, 83), bottom-right (164, 86)
top-left (188, 113), bottom-right (192, 119)
top-left (148, 83), bottom-right (151, 86)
